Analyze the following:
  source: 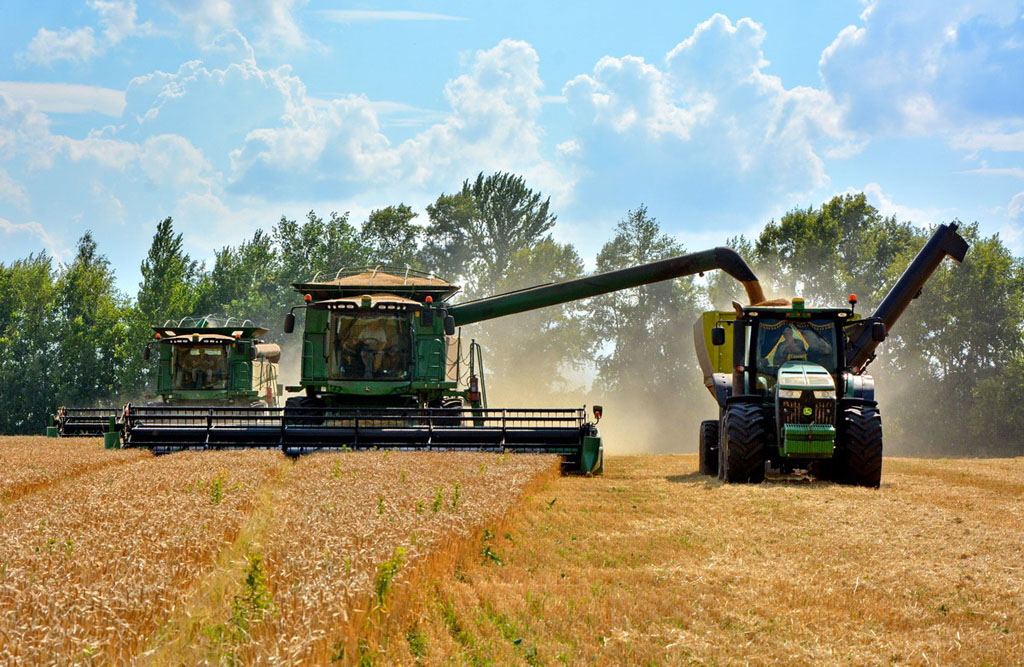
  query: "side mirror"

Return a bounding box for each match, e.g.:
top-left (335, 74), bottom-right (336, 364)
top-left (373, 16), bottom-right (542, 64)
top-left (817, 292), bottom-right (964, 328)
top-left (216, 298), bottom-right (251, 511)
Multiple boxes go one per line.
top-left (711, 326), bottom-right (726, 346)
top-left (444, 314), bottom-right (456, 336)
top-left (142, 345), bottom-right (151, 361)
top-left (249, 345), bottom-right (257, 361)
top-left (593, 405), bottom-right (603, 422)
top-left (421, 307), bottom-right (434, 327)
top-left (283, 312), bottom-right (295, 334)
top-left (871, 321), bottom-right (887, 342)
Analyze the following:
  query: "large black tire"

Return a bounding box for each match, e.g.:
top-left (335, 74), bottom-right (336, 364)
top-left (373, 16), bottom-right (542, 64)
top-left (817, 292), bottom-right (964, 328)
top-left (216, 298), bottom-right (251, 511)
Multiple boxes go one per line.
top-left (698, 419), bottom-right (719, 477)
top-left (719, 403), bottom-right (767, 484)
top-left (835, 405), bottom-right (883, 488)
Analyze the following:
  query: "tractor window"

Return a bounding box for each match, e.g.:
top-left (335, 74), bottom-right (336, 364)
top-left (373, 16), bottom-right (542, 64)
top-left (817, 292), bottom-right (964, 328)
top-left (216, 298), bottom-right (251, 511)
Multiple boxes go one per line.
top-left (756, 318), bottom-right (838, 378)
top-left (172, 345), bottom-right (230, 390)
top-left (329, 312), bottom-right (412, 381)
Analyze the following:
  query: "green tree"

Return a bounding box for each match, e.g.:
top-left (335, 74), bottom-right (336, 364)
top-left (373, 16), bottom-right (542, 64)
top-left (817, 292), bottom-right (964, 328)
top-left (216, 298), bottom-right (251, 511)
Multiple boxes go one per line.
top-left (873, 223), bottom-right (1024, 454)
top-left (423, 172), bottom-right (557, 295)
top-left (53, 233), bottom-right (128, 408)
top-left (360, 204), bottom-right (422, 268)
top-left (121, 218), bottom-right (201, 397)
top-left (274, 210), bottom-right (367, 286)
top-left (0, 253), bottom-right (58, 433)
top-left (476, 239), bottom-right (594, 404)
top-left (591, 205), bottom-right (702, 394)
top-left (753, 194), bottom-right (916, 307)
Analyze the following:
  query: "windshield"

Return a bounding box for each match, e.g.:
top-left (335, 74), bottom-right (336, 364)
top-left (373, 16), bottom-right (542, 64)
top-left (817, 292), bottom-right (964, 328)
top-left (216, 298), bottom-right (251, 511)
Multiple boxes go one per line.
top-left (756, 318), bottom-right (837, 378)
top-left (329, 312), bottom-right (412, 381)
top-left (172, 344), bottom-right (230, 390)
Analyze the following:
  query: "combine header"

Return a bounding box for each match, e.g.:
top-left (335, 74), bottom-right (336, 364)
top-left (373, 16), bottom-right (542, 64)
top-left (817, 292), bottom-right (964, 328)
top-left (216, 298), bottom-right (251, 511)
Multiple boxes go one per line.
top-left (123, 249), bottom-right (768, 473)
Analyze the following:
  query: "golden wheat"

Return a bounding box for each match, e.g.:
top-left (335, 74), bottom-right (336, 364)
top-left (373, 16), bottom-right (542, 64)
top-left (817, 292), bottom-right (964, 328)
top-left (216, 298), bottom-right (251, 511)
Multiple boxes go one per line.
top-left (203, 451), bottom-right (559, 664)
top-left (0, 448), bottom-right (282, 664)
top-left (0, 436), bottom-right (149, 502)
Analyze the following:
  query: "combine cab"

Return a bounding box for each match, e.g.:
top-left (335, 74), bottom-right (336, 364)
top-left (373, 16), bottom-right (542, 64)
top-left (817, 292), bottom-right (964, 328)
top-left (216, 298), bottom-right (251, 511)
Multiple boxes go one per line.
top-left (123, 249), bottom-right (770, 474)
top-left (694, 223), bottom-right (969, 486)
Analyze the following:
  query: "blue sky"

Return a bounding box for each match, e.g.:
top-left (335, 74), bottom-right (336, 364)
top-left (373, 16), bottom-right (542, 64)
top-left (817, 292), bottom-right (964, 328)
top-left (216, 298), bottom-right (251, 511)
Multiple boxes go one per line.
top-left (2, 1), bottom-right (1023, 291)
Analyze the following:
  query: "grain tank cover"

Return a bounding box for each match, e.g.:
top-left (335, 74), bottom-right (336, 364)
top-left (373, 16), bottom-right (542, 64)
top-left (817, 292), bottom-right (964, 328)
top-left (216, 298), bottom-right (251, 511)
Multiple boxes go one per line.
top-left (293, 268), bottom-right (459, 303)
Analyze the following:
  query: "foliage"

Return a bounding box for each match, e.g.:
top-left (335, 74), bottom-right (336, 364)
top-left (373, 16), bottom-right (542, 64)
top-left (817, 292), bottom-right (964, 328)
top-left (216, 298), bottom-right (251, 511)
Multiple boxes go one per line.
top-left (423, 172), bottom-right (556, 296)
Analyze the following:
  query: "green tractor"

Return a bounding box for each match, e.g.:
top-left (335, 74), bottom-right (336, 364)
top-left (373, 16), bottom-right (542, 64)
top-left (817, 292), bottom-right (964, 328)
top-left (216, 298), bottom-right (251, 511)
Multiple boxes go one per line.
top-left (694, 223), bottom-right (969, 486)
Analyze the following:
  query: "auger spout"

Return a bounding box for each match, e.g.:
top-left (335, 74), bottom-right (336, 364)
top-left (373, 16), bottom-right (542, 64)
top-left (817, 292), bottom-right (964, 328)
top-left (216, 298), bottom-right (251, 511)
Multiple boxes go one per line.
top-left (449, 247), bottom-right (764, 327)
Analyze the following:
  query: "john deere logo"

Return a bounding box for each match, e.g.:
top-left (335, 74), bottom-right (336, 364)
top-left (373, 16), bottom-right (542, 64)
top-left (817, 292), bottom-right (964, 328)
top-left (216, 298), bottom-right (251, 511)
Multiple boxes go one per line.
top-left (802, 407), bottom-right (813, 416)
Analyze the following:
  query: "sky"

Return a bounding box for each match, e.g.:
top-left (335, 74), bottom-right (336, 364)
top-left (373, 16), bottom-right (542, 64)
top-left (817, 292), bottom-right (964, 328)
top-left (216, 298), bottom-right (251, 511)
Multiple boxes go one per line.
top-left (2, 0), bottom-right (1023, 292)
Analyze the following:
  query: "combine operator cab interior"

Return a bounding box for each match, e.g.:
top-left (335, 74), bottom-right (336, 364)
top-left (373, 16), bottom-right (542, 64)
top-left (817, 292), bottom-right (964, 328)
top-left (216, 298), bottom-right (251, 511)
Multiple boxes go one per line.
top-left (329, 311), bottom-right (413, 381)
top-left (172, 344), bottom-right (230, 390)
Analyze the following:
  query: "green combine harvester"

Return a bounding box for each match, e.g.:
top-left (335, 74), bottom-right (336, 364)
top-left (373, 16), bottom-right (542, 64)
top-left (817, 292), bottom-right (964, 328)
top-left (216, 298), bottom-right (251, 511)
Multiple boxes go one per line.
top-left (54, 316), bottom-right (281, 437)
top-left (122, 250), bottom-right (768, 472)
top-left (694, 223), bottom-right (969, 487)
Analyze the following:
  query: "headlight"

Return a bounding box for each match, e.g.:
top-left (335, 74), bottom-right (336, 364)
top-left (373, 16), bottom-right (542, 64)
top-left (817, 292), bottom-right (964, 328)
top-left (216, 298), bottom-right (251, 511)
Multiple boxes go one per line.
top-left (813, 390), bottom-right (836, 399)
top-left (778, 389), bottom-right (802, 399)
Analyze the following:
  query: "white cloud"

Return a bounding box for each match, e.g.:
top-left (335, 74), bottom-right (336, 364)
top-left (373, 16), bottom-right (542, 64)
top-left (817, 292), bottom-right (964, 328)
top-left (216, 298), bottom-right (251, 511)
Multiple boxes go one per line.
top-left (22, 27), bottom-right (100, 66)
top-left (562, 13), bottom-right (854, 207)
top-left (852, 182), bottom-right (948, 225)
top-left (159, 0), bottom-right (311, 52)
top-left (20, 1), bottom-right (147, 66)
top-left (0, 82), bottom-right (125, 116)
top-left (962, 166), bottom-right (1024, 179)
top-left (0, 217), bottom-right (66, 259)
top-left (226, 39), bottom-right (570, 203)
top-left (951, 128), bottom-right (1024, 153)
top-left (0, 168), bottom-right (29, 209)
top-left (820, 1), bottom-right (1024, 136)
top-left (316, 10), bottom-right (466, 23)
top-left (1010, 191), bottom-right (1024, 220)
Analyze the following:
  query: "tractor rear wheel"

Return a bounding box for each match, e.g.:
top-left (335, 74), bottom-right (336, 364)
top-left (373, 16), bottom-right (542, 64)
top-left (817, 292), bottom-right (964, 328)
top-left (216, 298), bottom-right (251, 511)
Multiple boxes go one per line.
top-left (698, 419), bottom-right (719, 476)
top-left (835, 405), bottom-right (883, 488)
top-left (719, 403), bottom-right (766, 484)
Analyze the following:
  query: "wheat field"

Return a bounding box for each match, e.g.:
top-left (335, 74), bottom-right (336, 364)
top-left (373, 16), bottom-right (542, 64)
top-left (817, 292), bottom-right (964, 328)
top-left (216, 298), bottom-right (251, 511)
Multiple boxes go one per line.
top-left (1, 437), bottom-right (1022, 665)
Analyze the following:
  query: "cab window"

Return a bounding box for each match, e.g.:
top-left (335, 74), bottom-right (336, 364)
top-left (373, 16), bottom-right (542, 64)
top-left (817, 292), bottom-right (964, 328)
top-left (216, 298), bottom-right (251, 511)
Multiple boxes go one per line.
top-left (172, 345), bottom-right (230, 390)
top-left (329, 312), bottom-right (411, 380)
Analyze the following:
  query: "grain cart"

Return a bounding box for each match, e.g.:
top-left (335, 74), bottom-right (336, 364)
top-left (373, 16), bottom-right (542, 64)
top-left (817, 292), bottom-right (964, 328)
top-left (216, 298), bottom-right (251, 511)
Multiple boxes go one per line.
top-left (123, 250), bottom-right (768, 472)
top-left (694, 223), bottom-right (969, 487)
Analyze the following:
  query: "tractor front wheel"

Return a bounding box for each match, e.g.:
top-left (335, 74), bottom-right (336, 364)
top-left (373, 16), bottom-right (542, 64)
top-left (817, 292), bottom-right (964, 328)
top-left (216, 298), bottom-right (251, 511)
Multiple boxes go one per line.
top-left (698, 419), bottom-right (719, 477)
top-left (719, 403), bottom-right (766, 484)
top-left (835, 405), bottom-right (883, 488)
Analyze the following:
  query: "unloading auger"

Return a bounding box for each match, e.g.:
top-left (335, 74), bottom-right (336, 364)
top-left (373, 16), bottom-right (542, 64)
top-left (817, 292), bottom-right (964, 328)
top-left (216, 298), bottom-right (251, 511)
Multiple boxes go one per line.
top-left (122, 249), bottom-right (767, 473)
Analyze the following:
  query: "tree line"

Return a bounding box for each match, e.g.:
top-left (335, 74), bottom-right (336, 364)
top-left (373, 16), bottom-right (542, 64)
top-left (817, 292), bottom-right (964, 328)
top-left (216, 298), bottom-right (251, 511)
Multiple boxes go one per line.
top-left (2, 172), bottom-right (1022, 455)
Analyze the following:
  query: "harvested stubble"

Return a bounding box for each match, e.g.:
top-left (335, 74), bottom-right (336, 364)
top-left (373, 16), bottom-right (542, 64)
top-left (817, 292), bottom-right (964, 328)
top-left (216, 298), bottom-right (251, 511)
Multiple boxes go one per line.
top-left (0, 449), bottom-right (283, 664)
top-left (170, 451), bottom-right (559, 664)
top-left (389, 455), bottom-right (1024, 665)
top-left (0, 436), bottom-right (149, 502)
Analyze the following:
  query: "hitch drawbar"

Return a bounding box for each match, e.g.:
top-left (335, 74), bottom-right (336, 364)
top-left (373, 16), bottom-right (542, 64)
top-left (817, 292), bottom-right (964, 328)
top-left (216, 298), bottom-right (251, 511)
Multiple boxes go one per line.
top-left (121, 405), bottom-right (604, 474)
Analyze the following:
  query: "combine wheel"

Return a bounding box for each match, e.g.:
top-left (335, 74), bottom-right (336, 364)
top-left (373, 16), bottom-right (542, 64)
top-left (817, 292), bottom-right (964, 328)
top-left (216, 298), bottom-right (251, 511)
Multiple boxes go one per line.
top-left (835, 405), bottom-right (883, 488)
top-left (698, 419), bottom-right (719, 477)
top-left (719, 403), bottom-right (766, 484)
